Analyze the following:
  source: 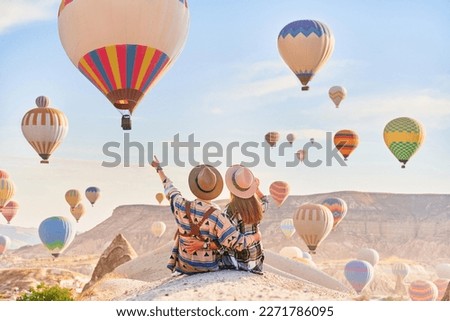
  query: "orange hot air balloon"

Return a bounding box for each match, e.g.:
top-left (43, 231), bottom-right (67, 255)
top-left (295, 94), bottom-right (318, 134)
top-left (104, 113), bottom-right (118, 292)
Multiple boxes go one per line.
top-left (333, 129), bottom-right (359, 161)
top-left (269, 181), bottom-right (290, 207)
top-left (293, 203), bottom-right (333, 254)
top-left (408, 280), bottom-right (438, 301)
top-left (65, 189), bottom-right (82, 209)
top-left (2, 201), bottom-right (19, 224)
top-left (0, 177), bottom-right (15, 211)
top-left (0, 170), bottom-right (10, 179)
top-left (265, 132), bottom-right (280, 147)
top-left (70, 203), bottom-right (86, 223)
top-left (155, 192), bottom-right (165, 204)
top-left (433, 279), bottom-right (450, 301)
top-left (58, 0), bottom-right (190, 130)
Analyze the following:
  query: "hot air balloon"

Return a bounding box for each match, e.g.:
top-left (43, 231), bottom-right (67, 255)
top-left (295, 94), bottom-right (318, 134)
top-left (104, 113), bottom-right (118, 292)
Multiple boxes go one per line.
top-left (151, 221), bottom-right (166, 238)
top-left (392, 262), bottom-right (410, 280)
top-left (70, 203), bottom-right (85, 223)
top-left (321, 197), bottom-right (348, 229)
top-left (21, 96), bottom-right (69, 164)
top-left (279, 246), bottom-right (303, 259)
top-left (280, 218), bottom-right (295, 238)
top-left (269, 181), bottom-right (290, 207)
top-left (357, 248), bottom-right (380, 267)
top-left (0, 177), bottom-right (15, 211)
top-left (2, 200), bottom-right (19, 224)
top-left (408, 280), bottom-right (438, 301)
top-left (0, 235), bottom-right (11, 255)
top-left (328, 86), bottom-right (347, 108)
top-left (65, 189), bottom-right (82, 209)
top-left (265, 132), bottom-right (280, 147)
top-left (333, 129), bottom-right (359, 161)
top-left (344, 260), bottom-right (374, 294)
top-left (0, 170), bottom-right (9, 179)
top-left (296, 149), bottom-right (306, 162)
top-left (293, 203), bottom-right (333, 254)
top-left (434, 279), bottom-right (450, 301)
top-left (286, 133), bottom-right (296, 145)
top-left (436, 263), bottom-right (450, 279)
top-left (278, 20), bottom-right (334, 91)
top-left (383, 117), bottom-right (425, 168)
top-left (58, 0), bottom-right (190, 130)
top-left (38, 216), bottom-right (75, 258)
top-left (155, 192), bottom-right (165, 204)
top-left (85, 186), bottom-right (100, 207)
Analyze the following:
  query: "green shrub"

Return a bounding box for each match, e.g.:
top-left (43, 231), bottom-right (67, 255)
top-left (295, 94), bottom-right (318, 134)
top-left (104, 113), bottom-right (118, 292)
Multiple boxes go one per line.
top-left (16, 283), bottom-right (74, 301)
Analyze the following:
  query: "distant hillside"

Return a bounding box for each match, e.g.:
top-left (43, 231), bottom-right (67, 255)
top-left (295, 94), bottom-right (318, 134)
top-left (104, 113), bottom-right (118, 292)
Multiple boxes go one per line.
top-left (12, 192), bottom-right (450, 262)
top-left (0, 224), bottom-right (40, 249)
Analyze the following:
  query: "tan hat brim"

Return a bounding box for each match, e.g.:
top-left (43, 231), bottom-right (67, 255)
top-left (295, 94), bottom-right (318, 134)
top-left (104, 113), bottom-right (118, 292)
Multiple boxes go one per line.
top-left (188, 165), bottom-right (223, 200)
top-left (225, 165), bottom-right (258, 199)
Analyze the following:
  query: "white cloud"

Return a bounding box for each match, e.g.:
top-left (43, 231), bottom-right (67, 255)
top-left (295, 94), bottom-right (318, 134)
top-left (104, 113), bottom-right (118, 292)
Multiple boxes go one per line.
top-left (0, 0), bottom-right (58, 34)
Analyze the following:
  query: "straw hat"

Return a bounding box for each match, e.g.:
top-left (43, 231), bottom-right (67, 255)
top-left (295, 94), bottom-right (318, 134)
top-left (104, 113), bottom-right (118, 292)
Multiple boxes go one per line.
top-left (188, 165), bottom-right (223, 200)
top-left (225, 165), bottom-right (257, 199)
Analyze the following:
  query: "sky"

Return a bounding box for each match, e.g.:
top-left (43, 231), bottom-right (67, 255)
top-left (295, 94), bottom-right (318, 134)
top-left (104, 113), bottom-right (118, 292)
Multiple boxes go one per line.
top-left (0, 0), bottom-right (449, 232)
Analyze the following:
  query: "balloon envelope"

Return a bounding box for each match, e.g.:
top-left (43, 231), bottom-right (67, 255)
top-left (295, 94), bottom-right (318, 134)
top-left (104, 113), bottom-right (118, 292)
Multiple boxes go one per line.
top-left (383, 117), bottom-right (425, 168)
top-left (0, 170), bottom-right (10, 179)
top-left (278, 20), bottom-right (334, 91)
top-left (279, 246), bottom-right (303, 259)
top-left (334, 129), bottom-right (359, 161)
top-left (357, 248), bottom-right (380, 267)
top-left (286, 133), bottom-right (296, 144)
top-left (70, 203), bottom-right (86, 223)
top-left (58, 0), bottom-right (190, 127)
top-left (392, 263), bottom-right (410, 280)
top-left (280, 218), bottom-right (295, 238)
top-left (65, 189), bottom-right (82, 209)
top-left (0, 178), bottom-right (15, 210)
top-left (435, 263), bottom-right (450, 279)
top-left (328, 86), bottom-right (347, 108)
top-left (2, 200), bottom-right (19, 224)
top-left (151, 221), bottom-right (166, 238)
top-left (269, 181), bottom-right (290, 207)
top-left (265, 132), bottom-right (280, 147)
top-left (293, 203), bottom-right (333, 253)
top-left (344, 260), bottom-right (375, 294)
top-left (408, 280), bottom-right (438, 301)
top-left (21, 96), bottom-right (68, 164)
top-left (38, 216), bottom-right (75, 258)
top-left (0, 235), bottom-right (11, 255)
top-left (155, 192), bottom-right (165, 204)
top-left (321, 197), bottom-right (348, 229)
top-left (296, 149), bottom-right (306, 162)
top-left (85, 186), bottom-right (100, 206)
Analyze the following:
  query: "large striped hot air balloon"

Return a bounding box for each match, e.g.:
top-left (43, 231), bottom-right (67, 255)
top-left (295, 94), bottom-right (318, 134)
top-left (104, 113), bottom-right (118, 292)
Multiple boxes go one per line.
top-left (265, 132), bottom-right (280, 147)
top-left (344, 260), bottom-right (375, 294)
top-left (85, 186), bottom-right (100, 207)
top-left (328, 86), bottom-right (347, 108)
top-left (321, 197), bottom-right (348, 229)
top-left (280, 218), bottom-right (296, 238)
top-left (357, 248), bottom-right (380, 267)
top-left (408, 280), bottom-right (438, 301)
top-left (65, 189), bottom-right (82, 209)
top-left (383, 117), bottom-right (425, 168)
top-left (58, 0), bottom-right (190, 130)
top-left (21, 96), bottom-right (69, 164)
top-left (278, 20), bottom-right (334, 91)
top-left (0, 177), bottom-right (15, 211)
top-left (0, 170), bottom-right (9, 179)
top-left (293, 203), bottom-right (333, 254)
top-left (436, 263), bottom-right (450, 279)
top-left (155, 192), bottom-right (165, 204)
top-left (2, 200), bottom-right (19, 224)
top-left (70, 203), bottom-right (85, 223)
top-left (269, 181), bottom-right (290, 207)
top-left (334, 129), bottom-right (359, 161)
top-left (0, 235), bottom-right (11, 255)
top-left (433, 279), bottom-right (450, 301)
top-left (38, 216), bottom-right (75, 258)
top-left (151, 221), bottom-right (166, 238)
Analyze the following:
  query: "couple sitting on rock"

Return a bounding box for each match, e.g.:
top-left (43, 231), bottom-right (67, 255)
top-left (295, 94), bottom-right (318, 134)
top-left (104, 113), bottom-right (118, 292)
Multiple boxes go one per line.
top-left (151, 157), bottom-right (269, 275)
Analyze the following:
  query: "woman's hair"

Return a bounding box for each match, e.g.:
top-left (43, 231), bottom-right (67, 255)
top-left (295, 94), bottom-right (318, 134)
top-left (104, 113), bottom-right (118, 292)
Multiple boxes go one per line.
top-left (228, 193), bottom-right (263, 224)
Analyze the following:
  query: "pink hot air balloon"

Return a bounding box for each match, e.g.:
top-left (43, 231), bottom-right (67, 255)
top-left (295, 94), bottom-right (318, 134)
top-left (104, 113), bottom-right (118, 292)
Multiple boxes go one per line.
top-left (433, 278), bottom-right (450, 301)
top-left (269, 181), bottom-right (290, 207)
top-left (2, 200), bottom-right (19, 224)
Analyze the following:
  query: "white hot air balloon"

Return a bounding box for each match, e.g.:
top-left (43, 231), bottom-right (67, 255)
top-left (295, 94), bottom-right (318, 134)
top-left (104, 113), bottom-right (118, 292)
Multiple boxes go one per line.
top-left (151, 221), bottom-right (166, 238)
top-left (357, 248), bottom-right (380, 267)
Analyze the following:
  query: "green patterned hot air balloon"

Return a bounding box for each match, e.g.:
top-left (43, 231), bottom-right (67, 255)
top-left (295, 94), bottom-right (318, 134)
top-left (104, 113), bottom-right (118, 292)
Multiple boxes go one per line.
top-left (383, 117), bottom-right (425, 168)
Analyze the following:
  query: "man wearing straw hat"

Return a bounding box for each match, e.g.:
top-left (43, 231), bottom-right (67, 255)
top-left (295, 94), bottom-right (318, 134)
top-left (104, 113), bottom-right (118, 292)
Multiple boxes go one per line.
top-left (151, 157), bottom-right (261, 275)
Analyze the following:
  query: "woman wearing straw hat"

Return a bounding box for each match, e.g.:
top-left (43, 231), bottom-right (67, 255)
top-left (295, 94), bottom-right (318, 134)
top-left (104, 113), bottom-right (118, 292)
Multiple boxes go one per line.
top-left (151, 157), bottom-right (261, 275)
top-left (186, 164), bottom-right (269, 275)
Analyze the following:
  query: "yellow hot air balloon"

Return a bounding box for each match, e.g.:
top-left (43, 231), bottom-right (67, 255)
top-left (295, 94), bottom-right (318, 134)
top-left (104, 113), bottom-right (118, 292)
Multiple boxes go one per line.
top-left (21, 96), bottom-right (69, 164)
top-left (334, 129), bottom-right (359, 161)
top-left (265, 132), bottom-right (280, 147)
top-left (65, 189), bottom-right (82, 209)
top-left (293, 203), bottom-right (333, 254)
top-left (58, 0), bottom-right (190, 130)
top-left (155, 192), bottom-right (165, 204)
top-left (328, 86), bottom-right (347, 108)
top-left (70, 203), bottom-right (86, 223)
top-left (383, 117), bottom-right (425, 168)
top-left (0, 178), bottom-right (15, 212)
top-left (151, 221), bottom-right (166, 238)
top-left (269, 181), bottom-right (290, 207)
top-left (278, 20), bottom-right (334, 91)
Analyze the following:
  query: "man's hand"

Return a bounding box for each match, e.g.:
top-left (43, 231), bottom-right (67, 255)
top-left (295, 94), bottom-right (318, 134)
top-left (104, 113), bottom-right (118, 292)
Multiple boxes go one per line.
top-left (151, 156), bottom-right (160, 168)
